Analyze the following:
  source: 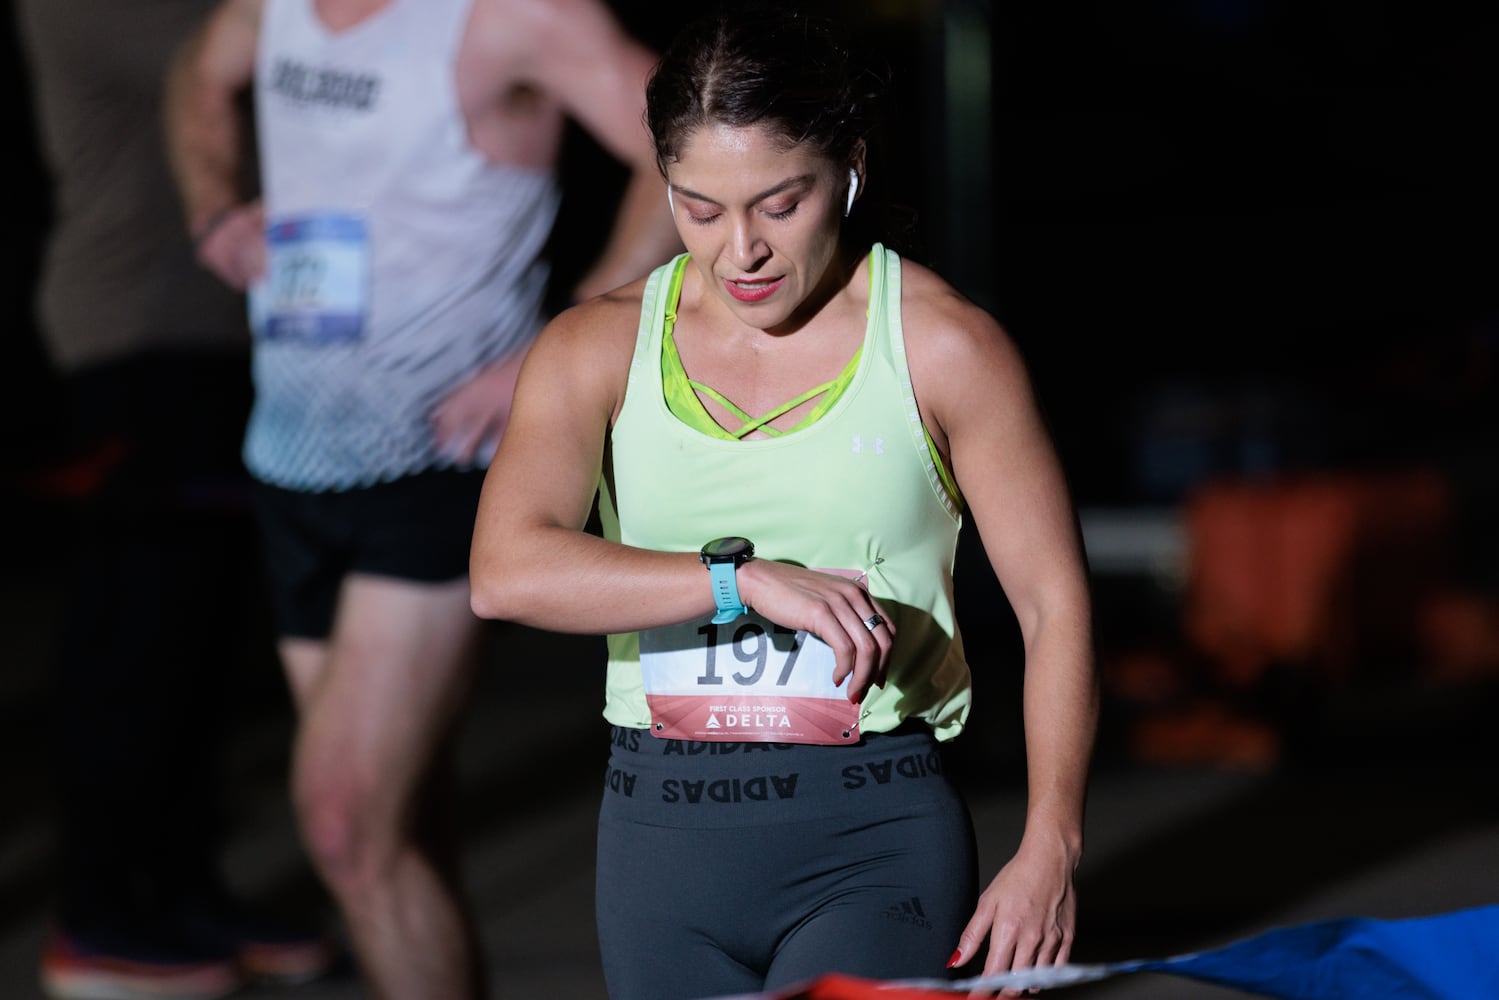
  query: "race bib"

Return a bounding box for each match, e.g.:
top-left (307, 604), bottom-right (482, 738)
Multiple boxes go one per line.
top-left (249, 212), bottom-right (369, 344)
top-left (639, 611), bottom-right (861, 744)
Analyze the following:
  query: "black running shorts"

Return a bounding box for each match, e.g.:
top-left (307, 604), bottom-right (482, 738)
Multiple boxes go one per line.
top-left (251, 468), bottom-right (486, 639)
top-left (596, 723), bottom-right (979, 1000)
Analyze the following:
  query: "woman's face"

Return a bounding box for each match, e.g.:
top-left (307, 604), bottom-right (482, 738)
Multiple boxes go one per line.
top-left (665, 122), bottom-right (851, 333)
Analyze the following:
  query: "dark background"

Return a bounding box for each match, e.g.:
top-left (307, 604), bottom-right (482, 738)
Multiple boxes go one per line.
top-left (3, 1), bottom-right (1499, 993)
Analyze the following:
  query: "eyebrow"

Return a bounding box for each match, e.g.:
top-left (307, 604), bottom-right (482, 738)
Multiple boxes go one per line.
top-left (670, 174), bottom-right (817, 207)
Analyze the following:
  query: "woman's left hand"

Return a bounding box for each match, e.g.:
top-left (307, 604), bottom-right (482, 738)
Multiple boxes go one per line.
top-left (734, 558), bottom-right (894, 704)
top-left (949, 833), bottom-right (1078, 998)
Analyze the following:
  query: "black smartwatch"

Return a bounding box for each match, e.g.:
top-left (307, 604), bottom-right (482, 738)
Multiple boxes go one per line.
top-left (700, 536), bottom-right (754, 624)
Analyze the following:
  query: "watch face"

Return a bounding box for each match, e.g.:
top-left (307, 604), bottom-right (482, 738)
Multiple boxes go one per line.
top-left (701, 536), bottom-right (754, 562)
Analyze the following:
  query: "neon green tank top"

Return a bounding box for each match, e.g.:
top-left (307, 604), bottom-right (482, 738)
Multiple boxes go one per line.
top-left (598, 245), bottom-right (972, 739)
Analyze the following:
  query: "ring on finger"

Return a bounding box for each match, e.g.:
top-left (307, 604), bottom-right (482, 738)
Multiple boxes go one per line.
top-left (863, 613), bottom-right (885, 631)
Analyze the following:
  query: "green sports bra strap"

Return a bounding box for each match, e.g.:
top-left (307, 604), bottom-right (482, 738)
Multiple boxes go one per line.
top-left (659, 253), bottom-right (863, 440)
top-left (687, 378), bottom-right (842, 439)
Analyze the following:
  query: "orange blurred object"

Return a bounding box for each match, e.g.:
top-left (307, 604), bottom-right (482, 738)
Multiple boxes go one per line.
top-left (1128, 699), bottom-right (1283, 771)
top-left (1181, 468), bottom-right (1452, 689)
top-left (1417, 589), bottom-right (1499, 681)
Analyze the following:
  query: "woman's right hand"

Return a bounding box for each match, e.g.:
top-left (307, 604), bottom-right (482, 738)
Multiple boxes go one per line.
top-left (735, 559), bottom-right (895, 704)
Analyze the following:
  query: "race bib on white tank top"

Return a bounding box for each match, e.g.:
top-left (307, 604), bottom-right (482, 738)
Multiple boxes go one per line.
top-left (249, 212), bottom-right (370, 344)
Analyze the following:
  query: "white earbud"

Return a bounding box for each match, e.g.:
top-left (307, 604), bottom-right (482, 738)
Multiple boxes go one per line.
top-left (844, 168), bottom-right (859, 217)
top-left (667, 187), bottom-right (675, 215)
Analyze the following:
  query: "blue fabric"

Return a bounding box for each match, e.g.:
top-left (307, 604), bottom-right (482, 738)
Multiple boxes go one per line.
top-left (725, 903), bottom-right (1499, 998)
top-left (1141, 904), bottom-right (1499, 999)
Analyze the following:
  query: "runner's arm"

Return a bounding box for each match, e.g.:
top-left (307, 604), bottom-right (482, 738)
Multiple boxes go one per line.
top-left (904, 266), bottom-right (1098, 981)
top-left (469, 292), bottom-right (721, 633)
top-left (163, 0), bottom-right (264, 287)
top-left (503, 0), bottom-right (682, 299)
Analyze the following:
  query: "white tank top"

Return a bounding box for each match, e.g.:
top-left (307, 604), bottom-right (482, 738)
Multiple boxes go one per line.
top-left (247, 0), bottom-right (560, 490)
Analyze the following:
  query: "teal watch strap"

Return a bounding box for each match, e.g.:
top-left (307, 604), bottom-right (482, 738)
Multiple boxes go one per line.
top-left (708, 560), bottom-right (748, 624)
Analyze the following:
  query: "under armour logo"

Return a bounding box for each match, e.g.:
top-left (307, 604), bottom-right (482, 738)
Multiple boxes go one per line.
top-left (851, 435), bottom-right (886, 455)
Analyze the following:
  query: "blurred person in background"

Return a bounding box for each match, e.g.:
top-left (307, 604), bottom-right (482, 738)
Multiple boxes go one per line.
top-left (164, 0), bottom-right (681, 996)
top-left (15, 1), bottom-right (339, 998)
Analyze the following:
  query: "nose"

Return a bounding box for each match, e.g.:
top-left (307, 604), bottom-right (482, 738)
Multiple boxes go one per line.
top-left (726, 214), bottom-right (770, 271)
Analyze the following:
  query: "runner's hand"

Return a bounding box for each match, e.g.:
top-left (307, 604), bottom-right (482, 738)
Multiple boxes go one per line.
top-left (735, 559), bottom-right (894, 703)
top-left (195, 200), bottom-right (265, 292)
top-left (951, 833), bottom-right (1077, 998)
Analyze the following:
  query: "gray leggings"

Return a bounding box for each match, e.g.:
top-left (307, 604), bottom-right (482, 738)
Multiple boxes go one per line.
top-left (595, 724), bottom-right (979, 1000)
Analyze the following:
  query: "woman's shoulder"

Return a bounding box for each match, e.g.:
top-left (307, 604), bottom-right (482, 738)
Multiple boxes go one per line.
top-left (892, 253), bottom-right (1012, 353)
top-left (887, 251), bottom-right (1038, 429)
top-left (543, 270), bottom-right (656, 348)
top-left (523, 269), bottom-right (659, 397)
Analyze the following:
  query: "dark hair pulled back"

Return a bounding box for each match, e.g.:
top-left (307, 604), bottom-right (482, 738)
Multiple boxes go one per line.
top-left (645, 4), bottom-right (887, 171)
